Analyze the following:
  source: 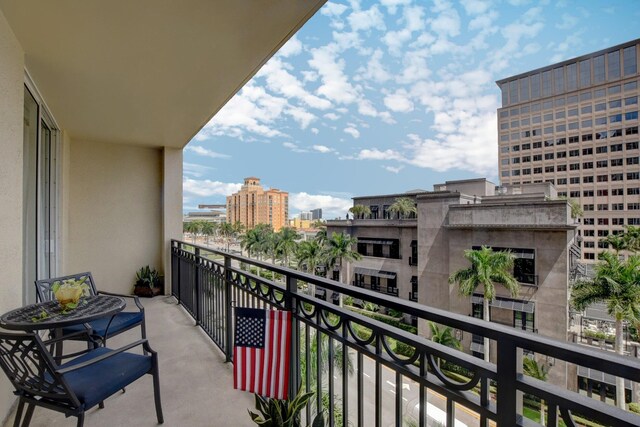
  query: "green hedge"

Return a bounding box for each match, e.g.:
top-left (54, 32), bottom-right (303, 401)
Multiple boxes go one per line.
top-left (347, 307), bottom-right (417, 334)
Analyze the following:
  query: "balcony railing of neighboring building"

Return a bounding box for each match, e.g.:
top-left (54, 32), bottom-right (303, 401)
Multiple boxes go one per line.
top-left (171, 239), bottom-right (640, 427)
top-left (409, 256), bottom-right (418, 266)
top-left (409, 291), bottom-right (418, 302)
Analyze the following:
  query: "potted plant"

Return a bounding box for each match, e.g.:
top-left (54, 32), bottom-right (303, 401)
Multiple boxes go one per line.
top-left (248, 388), bottom-right (325, 427)
top-left (133, 265), bottom-right (164, 297)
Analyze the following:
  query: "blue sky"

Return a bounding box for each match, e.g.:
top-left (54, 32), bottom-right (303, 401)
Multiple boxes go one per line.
top-left (183, 0), bottom-right (640, 219)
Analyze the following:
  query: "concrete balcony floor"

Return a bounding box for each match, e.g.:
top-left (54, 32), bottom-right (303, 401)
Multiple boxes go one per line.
top-left (3, 296), bottom-right (254, 427)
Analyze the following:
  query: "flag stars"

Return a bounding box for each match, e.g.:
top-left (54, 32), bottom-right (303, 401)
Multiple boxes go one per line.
top-left (235, 315), bottom-right (265, 348)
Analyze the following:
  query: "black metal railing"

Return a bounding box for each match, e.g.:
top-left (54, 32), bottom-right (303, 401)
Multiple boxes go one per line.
top-left (409, 256), bottom-right (418, 266)
top-left (171, 240), bottom-right (640, 427)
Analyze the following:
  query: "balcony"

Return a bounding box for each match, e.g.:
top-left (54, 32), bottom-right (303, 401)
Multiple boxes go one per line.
top-left (3, 295), bottom-right (255, 427)
top-left (169, 240), bottom-right (640, 427)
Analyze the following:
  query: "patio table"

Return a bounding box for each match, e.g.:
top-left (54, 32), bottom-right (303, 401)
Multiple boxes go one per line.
top-left (0, 295), bottom-right (125, 331)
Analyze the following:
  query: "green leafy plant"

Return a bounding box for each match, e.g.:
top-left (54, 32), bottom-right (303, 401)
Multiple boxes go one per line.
top-left (135, 265), bottom-right (161, 288)
top-left (248, 388), bottom-right (325, 427)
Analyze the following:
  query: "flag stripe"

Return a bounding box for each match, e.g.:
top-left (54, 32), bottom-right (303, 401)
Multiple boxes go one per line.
top-left (234, 307), bottom-right (291, 399)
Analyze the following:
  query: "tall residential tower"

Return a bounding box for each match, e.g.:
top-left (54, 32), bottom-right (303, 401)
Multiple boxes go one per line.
top-left (497, 39), bottom-right (639, 263)
top-left (226, 177), bottom-right (289, 231)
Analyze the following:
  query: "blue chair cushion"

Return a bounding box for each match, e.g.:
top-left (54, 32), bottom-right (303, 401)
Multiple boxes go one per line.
top-left (62, 312), bottom-right (143, 338)
top-left (58, 347), bottom-right (151, 409)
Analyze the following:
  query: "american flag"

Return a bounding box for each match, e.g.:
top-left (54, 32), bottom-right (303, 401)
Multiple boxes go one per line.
top-left (233, 307), bottom-right (292, 399)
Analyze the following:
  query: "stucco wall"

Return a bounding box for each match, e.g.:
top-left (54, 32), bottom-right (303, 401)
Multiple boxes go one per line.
top-left (0, 9), bottom-right (23, 423)
top-left (162, 147), bottom-right (183, 293)
top-left (66, 139), bottom-right (162, 294)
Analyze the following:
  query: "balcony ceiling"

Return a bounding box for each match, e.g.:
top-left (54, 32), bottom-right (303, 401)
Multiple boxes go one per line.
top-left (0, 0), bottom-right (325, 148)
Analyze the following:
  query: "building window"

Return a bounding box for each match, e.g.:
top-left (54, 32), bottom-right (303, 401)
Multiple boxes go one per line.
top-left (608, 50), bottom-right (621, 80)
top-left (514, 311), bottom-right (535, 332)
top-left (410, 240), bottom-right (418, 266)
top-left (580, 59), bottom-right (591, 87)
top-left (623, 46), bottom-right (637, 76)
top-left (542, 70), bottom-right (552, 97)
top-left (472, 246), bottom-right (535, 285)
top-left (593, 55), bottom-right (605, 83)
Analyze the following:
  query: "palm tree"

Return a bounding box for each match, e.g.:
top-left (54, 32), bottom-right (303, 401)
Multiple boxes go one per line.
top-left (348, 204), bottom-right (371, 219)
top-left (388, 197), bottom-right (417, 219)
top-left (311, 219), bottom-right (325, 229)
top-left (218, 222), bottom-right (235, 252)
top-left (200, 221), bottom-right (216, 246)
top-left (276, 227), bottom-right (300, 267)
top-left (326, 232), bottom-right (362, 305)
top-left (185, 220), bottom-right (204, 243)
top-left (429, 322), bottom-right (461, 368)
top-left (625, 226), bottom-right (640, 252)
top-left (429, 322), bottom-right (462, 349)
top-left (523, 357), bottom-right (550, 426)
top-left (448, 246), bottom-right (519, 362)
top-left (296, 240), bottom-right (325, 295)
top-left (601, 233), bottom-right (628, 253)
top-left (232, 221), bottom-right (245, 248)
top-left (571, 253), bottom-right (640, 410)
top-left (314, 227), bottom-right (328, 247)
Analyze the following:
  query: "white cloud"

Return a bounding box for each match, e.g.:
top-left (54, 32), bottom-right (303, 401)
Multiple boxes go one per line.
top-left (383, 165), bottom-right (404, 173)
top-left (462, 0), bottom-right (491, 15)
top-left (321, 2), bottom-right (349, 17)
top-left (309, 45), bottom-right (360, 104)
top-left (258, 58), bottom-right (332, 110)
top-left (344, 127), bottom-right (361, 138)
top-left (183, 178), bottom-right (242, 198)
top-left (183, 162), bottom-right (214, 178)
top-left (348, 5), bottom-right (386, 32)
top-left (384, 90), bottom-right (414, 113)
top-left (311, 127), bottom-right (319, 135)
top-left (380, 0), bottom-right (411, 15)
top-left (282, 142), bottom-right (308, 153)
top-left (358, 148), bottom-right (404, 161)
top-left (286, 106), bottom-right (316, 129)
top-left (357, 99), bottom-right (379, 117)
top-left (382, 6), bottom-right (426, 55)
top-left (556, 13), bottom-right (578, 30)
top-left (313, 145), bottom-right (333, 153)
top-left (185, 145), bottom-right (230, 159)
top-left (277, 35), bottom-right (303, 57)
top-left (197, 83), bottom-right (288, 140)
top-left (324, 112), bottom-right (340, 120)
top-left (289, 192), bottom-right (352, 219)
top-left (397, 49), bottom-right (431, 83)
top-left (429, 0), bottom-right (461, 38)
top-left (359, 49), bottom-right (391, 83)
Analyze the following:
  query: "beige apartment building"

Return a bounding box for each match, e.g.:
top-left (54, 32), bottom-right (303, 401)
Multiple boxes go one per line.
top-left (327, 179), bottom-right (578, 388)
top-left (226, 177), bottom-right (289, 231)
top-left (497, 39), bottom-right (640, 263)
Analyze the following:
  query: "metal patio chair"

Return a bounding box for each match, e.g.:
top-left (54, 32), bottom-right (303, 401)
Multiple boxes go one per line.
top-left (0, 330), bottom-right (163, 427)
top-left (35, 272), bottom-right (146, 350)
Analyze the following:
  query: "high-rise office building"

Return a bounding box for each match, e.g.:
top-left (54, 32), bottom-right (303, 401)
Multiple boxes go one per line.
top-left (226, 177), bottom-right (289, 231)
top-left (311, 208), bottom-right (322, 220)
top-left (497, 39), bottom-right (639, 262)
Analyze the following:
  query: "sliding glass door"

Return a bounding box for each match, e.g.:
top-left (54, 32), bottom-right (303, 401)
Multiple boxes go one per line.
top-left (23, 84), bottom-right (59, 304)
